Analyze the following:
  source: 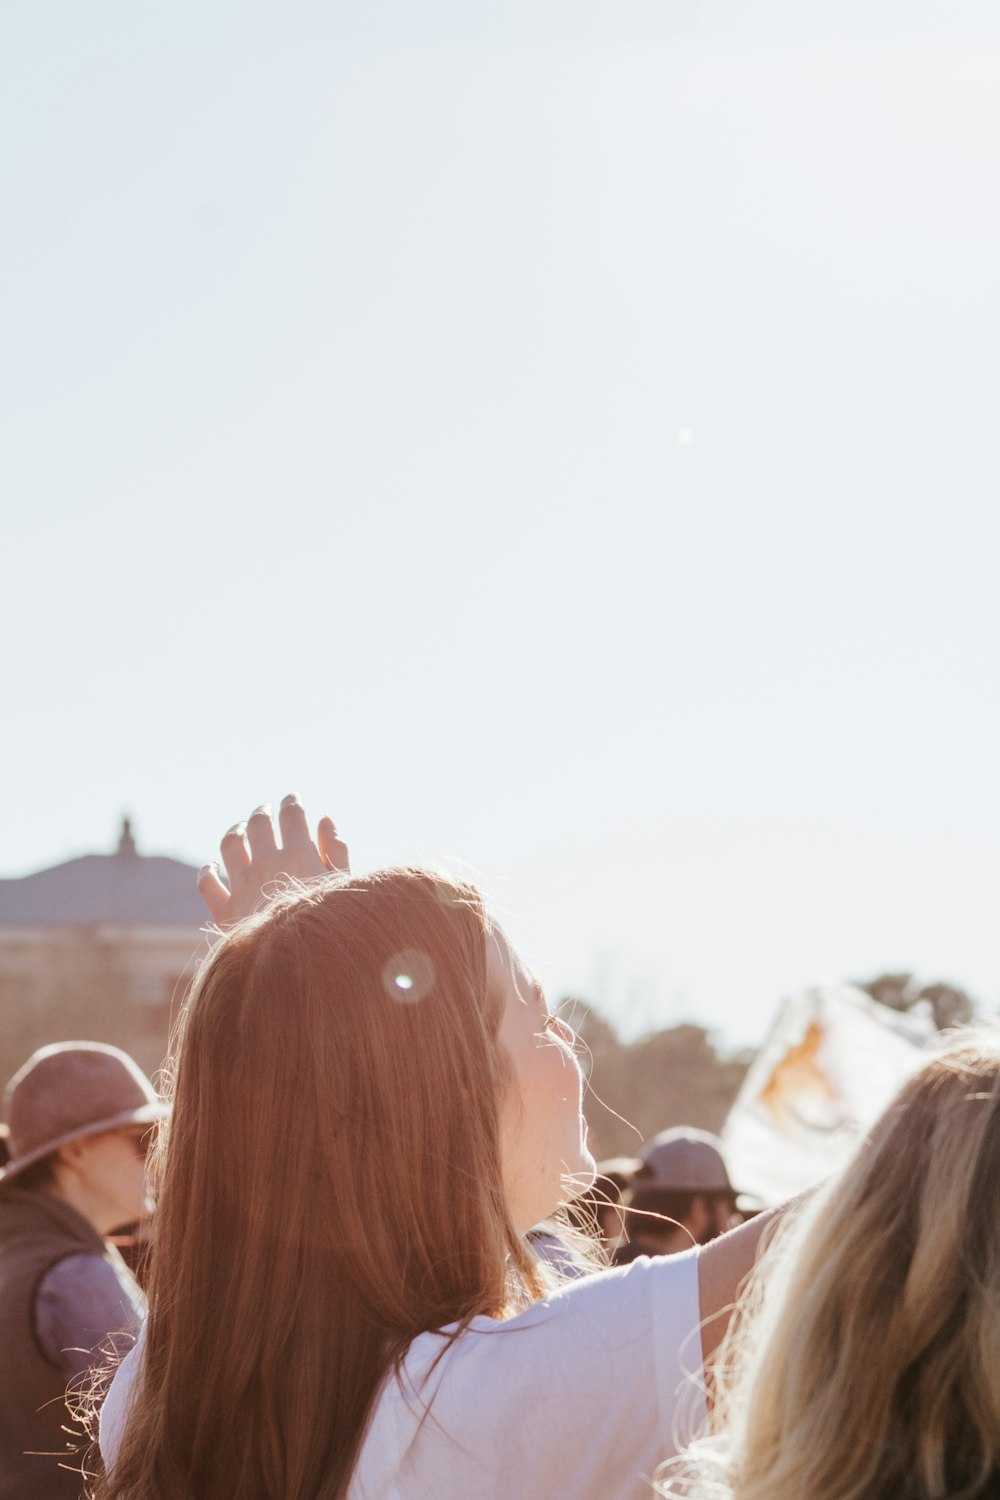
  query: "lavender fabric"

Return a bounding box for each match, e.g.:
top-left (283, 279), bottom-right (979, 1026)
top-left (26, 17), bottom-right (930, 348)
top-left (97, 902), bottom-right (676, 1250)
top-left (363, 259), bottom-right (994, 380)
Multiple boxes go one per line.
top-left (35, 1251), bottom-right (145, 1378)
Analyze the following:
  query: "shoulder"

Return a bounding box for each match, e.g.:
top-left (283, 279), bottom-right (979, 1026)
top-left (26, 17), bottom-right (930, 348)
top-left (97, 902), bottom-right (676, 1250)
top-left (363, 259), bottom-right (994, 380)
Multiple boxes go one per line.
top-left (357, 1254), bottom-right (706, 1498)
top-left (411, 1254), bottom-right (703, 1419)
top-left (39, 1249), bottom-right (142, 1319)
top-left (440, 1254), bottom-right (701, 1374)
top-left (37, 1250), bottom-right (145, 1376)
top-left (405, 1251), bottom-right (701, 1373)
top-left (515, 1247), bottom-right (702, 1343)
top-left (39, 1249), bottom-right (118, 1293)
top-left (524, 1251), bottom-right (705, 1405)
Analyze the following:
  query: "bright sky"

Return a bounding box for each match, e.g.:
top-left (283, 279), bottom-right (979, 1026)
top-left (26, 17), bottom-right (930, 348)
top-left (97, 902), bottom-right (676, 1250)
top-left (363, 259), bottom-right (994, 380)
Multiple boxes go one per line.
top-left (3, 1), bottom-right (999, 1046)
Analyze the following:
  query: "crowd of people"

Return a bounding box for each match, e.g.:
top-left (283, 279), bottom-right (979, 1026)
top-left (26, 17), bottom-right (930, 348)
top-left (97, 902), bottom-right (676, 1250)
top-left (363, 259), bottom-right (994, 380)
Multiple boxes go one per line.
top-left (0, 794), bottom-right (997, 1499)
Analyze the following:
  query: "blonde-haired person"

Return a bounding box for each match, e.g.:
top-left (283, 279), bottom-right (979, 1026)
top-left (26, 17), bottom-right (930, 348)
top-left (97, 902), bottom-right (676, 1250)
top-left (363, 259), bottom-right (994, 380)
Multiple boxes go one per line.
top-left (96, 797), bottom-right (778, 1500)
top-left (658, 1029), bottom-right (1000, 1500)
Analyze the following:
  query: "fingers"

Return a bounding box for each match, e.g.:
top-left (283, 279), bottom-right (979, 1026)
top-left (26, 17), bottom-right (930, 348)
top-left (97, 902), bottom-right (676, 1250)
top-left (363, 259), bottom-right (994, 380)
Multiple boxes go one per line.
top-left (197, 864), bottom-right (232, 927)
top-left (278, 794), bottom-right (313, 851)
top-left (245, 804), bottom-right (278, 858)
top-left (203, 798), bottom-right (343, 928)
top-left (280, 794), bottom-right (346, 875)
top-left (219, 823), bottom-right (250, 888)
top-left (318, 815), bottom-right (350, 874)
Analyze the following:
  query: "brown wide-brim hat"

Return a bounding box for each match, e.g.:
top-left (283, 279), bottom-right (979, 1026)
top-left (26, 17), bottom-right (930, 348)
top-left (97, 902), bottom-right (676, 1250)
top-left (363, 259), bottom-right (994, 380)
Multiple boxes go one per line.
top-left (0, 1041), bottom-right (168, 1187)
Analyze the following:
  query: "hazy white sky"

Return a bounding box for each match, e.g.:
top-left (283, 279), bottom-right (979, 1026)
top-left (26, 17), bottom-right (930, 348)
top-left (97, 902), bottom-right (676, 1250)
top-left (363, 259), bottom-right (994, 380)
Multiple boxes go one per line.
top-left (3, 1), bottom-right (998, 1044)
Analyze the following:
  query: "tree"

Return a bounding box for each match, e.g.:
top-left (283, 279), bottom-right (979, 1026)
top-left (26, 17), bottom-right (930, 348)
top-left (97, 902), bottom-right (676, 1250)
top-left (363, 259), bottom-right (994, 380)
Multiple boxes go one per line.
top-left (563, 999), bottom-right (752, 1160)
top-left (854, 972), bottom-right (975, 1032)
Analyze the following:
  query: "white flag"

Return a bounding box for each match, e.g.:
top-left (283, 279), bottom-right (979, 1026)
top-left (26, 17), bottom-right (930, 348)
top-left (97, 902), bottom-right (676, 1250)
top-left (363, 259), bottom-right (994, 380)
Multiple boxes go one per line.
top-left (722, 983), bottom-right (934, 1208)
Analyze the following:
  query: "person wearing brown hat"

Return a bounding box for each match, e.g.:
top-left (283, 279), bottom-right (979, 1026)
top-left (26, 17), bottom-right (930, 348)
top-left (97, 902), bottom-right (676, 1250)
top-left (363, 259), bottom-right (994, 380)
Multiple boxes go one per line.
top-left (0, 1041), bottom-right (167, 1500)
top-left (614, 1127), bottom-right (742, 1263)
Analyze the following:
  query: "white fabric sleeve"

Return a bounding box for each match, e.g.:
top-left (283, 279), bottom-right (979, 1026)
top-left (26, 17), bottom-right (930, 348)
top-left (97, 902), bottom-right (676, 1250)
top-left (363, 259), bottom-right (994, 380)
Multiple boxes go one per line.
top-left (102, 1251), bottom-right (706, 1500)
top-left (98, 1320), bottom-right (145, 1472)
top-left (354, 1247), bottom-right (707, 1500)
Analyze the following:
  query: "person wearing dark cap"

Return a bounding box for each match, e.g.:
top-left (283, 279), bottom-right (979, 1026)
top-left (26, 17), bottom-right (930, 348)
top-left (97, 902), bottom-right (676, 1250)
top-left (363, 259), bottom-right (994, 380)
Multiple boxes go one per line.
top-left (615, 1127), bottom-right (742, 1263)
top-left (0, 1041), bottom-right (166, 1499)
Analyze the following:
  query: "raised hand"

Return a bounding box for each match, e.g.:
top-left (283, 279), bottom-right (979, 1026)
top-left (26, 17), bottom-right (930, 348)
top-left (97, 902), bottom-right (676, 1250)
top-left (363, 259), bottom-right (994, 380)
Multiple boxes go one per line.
top-left (197, 794), bottom-right (350, 929)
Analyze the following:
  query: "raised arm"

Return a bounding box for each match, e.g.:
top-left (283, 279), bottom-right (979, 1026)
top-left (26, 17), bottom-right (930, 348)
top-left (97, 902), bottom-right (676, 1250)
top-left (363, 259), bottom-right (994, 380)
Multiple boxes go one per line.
top-left (197, 794), bottom-right (350, 928)
top-left (695, 1205), bottom-right (781, 1374)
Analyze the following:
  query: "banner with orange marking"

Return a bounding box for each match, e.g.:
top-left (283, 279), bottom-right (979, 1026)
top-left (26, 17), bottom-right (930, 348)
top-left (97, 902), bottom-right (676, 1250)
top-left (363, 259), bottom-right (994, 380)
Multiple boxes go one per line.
top-left (722, 984), bottom-right (933, 1208)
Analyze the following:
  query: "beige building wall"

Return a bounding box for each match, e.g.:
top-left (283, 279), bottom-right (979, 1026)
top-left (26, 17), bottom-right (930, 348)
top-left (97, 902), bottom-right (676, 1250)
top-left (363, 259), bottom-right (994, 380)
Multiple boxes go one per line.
top-left (0, 925), bottom-right (209, 1088)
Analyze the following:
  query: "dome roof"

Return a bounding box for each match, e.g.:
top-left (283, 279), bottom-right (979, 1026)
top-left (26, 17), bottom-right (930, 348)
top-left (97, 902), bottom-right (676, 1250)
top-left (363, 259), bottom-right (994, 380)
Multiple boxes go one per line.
top-left (0, 819), bottom-right (205, 926)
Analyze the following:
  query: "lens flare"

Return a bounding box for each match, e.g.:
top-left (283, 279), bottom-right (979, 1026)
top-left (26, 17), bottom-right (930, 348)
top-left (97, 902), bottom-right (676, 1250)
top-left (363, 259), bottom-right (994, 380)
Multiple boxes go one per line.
top-left (382, 949), bottom-right (434, 1004)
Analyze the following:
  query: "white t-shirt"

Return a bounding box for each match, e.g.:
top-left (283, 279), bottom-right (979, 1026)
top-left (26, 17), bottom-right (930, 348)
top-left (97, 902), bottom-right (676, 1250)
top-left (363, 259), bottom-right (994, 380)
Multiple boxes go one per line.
top-left (101, 1250), bottom-right (705, 1500)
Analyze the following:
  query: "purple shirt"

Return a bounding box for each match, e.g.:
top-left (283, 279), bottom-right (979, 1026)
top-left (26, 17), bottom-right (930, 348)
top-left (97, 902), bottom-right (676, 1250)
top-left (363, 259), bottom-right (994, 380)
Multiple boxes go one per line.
top-left (35, 1250), bottom-right (145, 1378)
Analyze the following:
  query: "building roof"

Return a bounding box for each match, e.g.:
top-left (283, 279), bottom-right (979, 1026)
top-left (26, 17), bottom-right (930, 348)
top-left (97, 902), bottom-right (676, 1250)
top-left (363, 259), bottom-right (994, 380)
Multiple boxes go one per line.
top-left (0, 820), bottom-right (206, 927)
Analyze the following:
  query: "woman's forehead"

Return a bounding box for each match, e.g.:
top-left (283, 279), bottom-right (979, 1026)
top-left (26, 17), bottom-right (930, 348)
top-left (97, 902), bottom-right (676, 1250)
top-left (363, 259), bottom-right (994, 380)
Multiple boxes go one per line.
top-left (487, 926), bottom-right (542, 1005)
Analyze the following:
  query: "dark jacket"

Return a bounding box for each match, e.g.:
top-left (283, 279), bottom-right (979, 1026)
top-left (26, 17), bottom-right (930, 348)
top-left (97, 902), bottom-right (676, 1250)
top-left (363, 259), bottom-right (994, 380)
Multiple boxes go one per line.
top-left (0, 1188), bottom-right (123, 1499)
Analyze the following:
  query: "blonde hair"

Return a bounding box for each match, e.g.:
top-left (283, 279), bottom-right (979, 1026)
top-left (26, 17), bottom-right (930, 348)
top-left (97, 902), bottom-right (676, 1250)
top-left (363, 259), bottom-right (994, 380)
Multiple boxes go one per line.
top-left (94, 868), bottom-right (547, 1500)
top-left (661, 1028), bottom-right (1000, 1500)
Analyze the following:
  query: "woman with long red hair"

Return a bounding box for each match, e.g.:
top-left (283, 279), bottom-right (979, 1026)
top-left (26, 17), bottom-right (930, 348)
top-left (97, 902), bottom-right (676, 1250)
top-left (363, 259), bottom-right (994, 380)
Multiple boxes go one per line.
top-left (96, 795), bottom-right (774, 1500)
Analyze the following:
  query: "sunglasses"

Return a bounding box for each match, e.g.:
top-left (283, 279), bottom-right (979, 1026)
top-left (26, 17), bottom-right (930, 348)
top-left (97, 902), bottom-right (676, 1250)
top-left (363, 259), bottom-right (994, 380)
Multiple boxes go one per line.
top-left (117, 1129), bottom-right (155, 1160)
